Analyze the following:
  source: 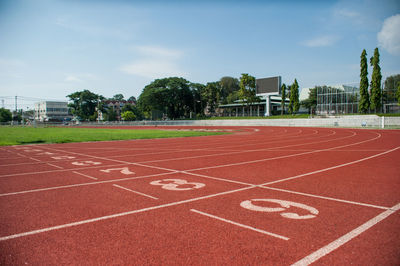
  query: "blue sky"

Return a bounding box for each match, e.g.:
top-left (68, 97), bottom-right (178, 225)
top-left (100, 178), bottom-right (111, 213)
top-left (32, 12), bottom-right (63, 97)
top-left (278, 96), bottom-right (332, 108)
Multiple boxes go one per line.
top-left (0, 0), bottom-right (399, 109)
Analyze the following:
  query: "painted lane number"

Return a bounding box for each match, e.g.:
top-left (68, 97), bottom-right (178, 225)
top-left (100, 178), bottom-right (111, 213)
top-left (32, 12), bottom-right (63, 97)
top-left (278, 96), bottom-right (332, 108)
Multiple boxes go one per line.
top-left (150, 179), bottom-right (205, 191)
top-left (240, 199), bottom-right (319, 220)
top-left (100, 167), bottom-right (135, 175)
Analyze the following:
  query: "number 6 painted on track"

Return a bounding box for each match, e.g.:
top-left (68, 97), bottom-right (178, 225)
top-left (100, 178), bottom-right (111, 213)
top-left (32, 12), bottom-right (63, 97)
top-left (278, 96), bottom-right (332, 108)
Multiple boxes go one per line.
top-left (240, 199), bottom-right (319, 220)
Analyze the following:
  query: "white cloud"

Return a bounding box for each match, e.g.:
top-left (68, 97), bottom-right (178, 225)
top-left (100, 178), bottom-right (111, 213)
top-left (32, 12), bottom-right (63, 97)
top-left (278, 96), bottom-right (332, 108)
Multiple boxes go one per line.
top-left (135, 45), bottom-right (183, 58)
top-left (120, 60), bottom-right (186, 79)
top-left (335, 8), bottom-right (361, 19)
top-left (64, 73), bottom-right (97, 82)
top-left (120, 45), bottom-right (186, 79)
top-left (302, 35), bottom-right (341, 47)
top-left (377, 14), bottom-right (400, 56)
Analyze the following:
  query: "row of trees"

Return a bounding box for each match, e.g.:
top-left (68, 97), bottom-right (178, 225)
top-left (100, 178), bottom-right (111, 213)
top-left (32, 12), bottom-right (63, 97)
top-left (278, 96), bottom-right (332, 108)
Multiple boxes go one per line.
top-left (65, 73), bottom-right (303, 121)
top-left (67, 90), bottom-right (139, 121)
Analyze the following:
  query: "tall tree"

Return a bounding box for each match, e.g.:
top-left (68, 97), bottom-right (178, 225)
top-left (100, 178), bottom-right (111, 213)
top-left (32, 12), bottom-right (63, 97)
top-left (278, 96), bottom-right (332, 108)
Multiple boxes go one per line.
top-left (190, 83), bottom-right (206, 117)
top-left (202, 81), bottom-right (221, 115)
top-left (280, 83), bottom-right (287, 115)
top-left (239, 73), bottom-right (258, 109)
top-left (369, 48), bottom-right (382, 112)
top-left (67, 90), bottom-right (104, 121)
top-left (301, 86), bottom-right (317, 114)
top-left (289, 79), bottom-right (299, 114)
top-left (359, 49), bottom-right (370, 113)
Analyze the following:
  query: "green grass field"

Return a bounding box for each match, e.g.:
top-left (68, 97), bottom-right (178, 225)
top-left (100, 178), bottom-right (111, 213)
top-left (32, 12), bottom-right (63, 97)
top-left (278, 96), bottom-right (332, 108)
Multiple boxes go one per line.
top-left (0, 127), bottom-right (228, 146)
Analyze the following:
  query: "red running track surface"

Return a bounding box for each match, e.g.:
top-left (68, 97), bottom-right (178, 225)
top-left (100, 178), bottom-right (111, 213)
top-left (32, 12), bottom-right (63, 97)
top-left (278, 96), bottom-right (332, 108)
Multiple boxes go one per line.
top-left (0, 126), bottom-right (399, 265)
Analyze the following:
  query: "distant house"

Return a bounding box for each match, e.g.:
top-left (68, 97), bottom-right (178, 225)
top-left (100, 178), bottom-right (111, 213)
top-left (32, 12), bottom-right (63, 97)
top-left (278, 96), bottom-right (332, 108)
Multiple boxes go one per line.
top-left (103, 100), bottom-right (135, 120)
top-left (34, 101), bottom-right (71, 121)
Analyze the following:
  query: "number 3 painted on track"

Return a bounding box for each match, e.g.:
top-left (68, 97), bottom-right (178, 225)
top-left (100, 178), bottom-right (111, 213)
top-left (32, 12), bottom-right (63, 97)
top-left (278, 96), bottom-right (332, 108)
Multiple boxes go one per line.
top-left (240, 199), bottom-right (319, 220)
top-left (150, 179), bottom-right (205, 191)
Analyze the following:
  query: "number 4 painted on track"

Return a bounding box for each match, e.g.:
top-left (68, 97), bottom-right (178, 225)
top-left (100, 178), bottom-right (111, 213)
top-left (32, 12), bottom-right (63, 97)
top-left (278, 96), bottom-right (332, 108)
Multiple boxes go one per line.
top-left (100, 167), bottom-right (135, 175)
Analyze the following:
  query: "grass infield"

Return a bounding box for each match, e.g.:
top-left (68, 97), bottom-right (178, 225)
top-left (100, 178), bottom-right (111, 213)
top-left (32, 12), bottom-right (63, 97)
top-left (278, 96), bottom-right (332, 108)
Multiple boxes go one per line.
top-left (0, 126), bottom-right (228, 146)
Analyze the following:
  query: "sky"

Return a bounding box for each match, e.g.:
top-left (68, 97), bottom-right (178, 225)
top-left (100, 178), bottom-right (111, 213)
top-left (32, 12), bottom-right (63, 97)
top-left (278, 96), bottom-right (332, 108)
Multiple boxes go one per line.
top-left (0, 0), bottom-right (399, 110)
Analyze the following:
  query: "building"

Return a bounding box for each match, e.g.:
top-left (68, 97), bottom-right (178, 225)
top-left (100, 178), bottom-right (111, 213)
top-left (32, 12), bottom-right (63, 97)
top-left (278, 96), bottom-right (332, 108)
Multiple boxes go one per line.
top-left (219, 96), bottom-right (289, 117)
top-left (103, 100), bottom-right (135, 121)
top-left (34, 101), bottom-right (70, 121)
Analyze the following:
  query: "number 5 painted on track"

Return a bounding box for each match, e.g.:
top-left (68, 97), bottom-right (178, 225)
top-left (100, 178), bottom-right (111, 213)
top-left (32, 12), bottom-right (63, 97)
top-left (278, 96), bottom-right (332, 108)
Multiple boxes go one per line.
top-left (100, 167), bottom-right (135, 175)
top-left (240, 199), bottom-right (319, 220)
top-left (150, 179), bottom-right (205, 191)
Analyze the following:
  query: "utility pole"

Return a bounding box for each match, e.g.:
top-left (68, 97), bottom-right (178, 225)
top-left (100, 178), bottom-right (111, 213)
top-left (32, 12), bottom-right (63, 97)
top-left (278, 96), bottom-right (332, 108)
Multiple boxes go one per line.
top-left (15, 96), bottom-right (17, 112)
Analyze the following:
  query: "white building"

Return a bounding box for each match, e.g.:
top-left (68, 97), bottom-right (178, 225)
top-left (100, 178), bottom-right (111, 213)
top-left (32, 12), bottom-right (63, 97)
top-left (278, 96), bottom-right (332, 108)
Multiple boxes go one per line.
top-left (34, 101), bottom-right (70, 121)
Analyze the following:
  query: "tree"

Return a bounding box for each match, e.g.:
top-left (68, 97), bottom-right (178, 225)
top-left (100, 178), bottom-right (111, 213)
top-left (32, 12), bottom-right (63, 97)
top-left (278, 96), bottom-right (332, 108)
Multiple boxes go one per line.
top-left (281, 83), bottom-right (287, 115)
top-left (121, 111), bottom-right (136, 121)
top-left (397, 81), bottom-right (400, 105)
top-left (111, 94), bottom-right (125, 101)
top-left (359, 49), bottom-right (370, 113)
top-left (0, 108), bottom-right (12, 122)
top-left (190, 83), bottom-right (206, 117)
top-left (127, 96), bottom-right (137, 103)
top-left (238, 74), bottom-right (259, 115)
top-left (289, 79), bottom-right (299, 114)
top-left (220, 76), bottom-right (240, 104)
top-left (301, 86), bottom-right (317, 114)
top-left (67, 90), bottom-right (104, 121)
top-left (202, 81), bottom-right (221, 115)
top-left (370, 48), bottom-right (382, 112)
top-left (104, 108), bottom-right (117, 121)
top-left (137, 77), bottom-right (194, 119)
top-left (121, 103), bottom-right (143, 120)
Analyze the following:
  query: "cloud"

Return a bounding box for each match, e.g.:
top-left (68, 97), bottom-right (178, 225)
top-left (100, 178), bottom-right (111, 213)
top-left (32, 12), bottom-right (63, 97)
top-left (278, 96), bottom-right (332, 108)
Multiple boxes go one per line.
top-left (119, 45), bottom-right (186, 79)
top-left (335, 8), bottom-right (361, 19)
top-left (377, 14), bottom-right (400, 56)
top-left (120, 60), bottom-right (186, 79)
top-left (135, 45), bottom-right (183, 58)
top-left (64, 73), bottom-right (97, 82)
top-left (302, 35), bottom-right (341, 48)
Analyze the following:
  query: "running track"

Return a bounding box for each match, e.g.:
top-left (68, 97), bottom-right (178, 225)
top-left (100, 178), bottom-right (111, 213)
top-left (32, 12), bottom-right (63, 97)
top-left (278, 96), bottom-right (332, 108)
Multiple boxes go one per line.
top-left (0, 126), bottom-right (399, 265)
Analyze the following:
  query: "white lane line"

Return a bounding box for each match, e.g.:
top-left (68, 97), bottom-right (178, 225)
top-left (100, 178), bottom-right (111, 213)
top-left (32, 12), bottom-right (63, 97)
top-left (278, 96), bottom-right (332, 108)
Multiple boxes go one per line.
top-left (0, 172), bottom-right (177, 197)
top-left (46, 163), bottom-right (64, 169)
top-left (260, 186), bottom-right (390, 210)
top-left (72, 171), bottom-right (98, 180)
top-left (16, 153), bottom-right (41, 162)
top-left (113, 184), bottom-right (158, 200)
top-left (190, 209), bottom-right (289, 241)
top-left (291, 202), bottom-right (400, 266)
top-left (184, 131), bottom-right (380, 172)
top-left (0, 163), bottom-right (132, 178)
top-left (0, 186), bottom-right (254, 241)
top-left (261, 146), bottom-right (400, 186)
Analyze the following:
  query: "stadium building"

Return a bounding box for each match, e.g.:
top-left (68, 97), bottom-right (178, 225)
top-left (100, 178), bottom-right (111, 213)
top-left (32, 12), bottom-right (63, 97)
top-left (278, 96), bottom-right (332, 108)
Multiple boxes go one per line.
top-left (34, 101), bottom-right (70, 121)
